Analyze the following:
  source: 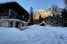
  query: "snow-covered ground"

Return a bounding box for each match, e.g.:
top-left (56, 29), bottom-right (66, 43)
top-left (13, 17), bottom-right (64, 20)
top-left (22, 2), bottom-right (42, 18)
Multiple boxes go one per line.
top-left (0, 25), bottom-right (67, 44)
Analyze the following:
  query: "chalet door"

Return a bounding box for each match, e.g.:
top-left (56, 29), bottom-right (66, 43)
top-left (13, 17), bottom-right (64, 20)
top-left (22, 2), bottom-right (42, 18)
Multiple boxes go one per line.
top-left (16, 22), bottom-right (19, 28)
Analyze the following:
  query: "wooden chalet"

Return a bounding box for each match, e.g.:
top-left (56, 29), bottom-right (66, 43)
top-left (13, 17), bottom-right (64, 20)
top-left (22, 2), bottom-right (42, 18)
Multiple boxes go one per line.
top-left (0, 2), bottom-right (29, 28)
top-left (0, 2), bottom-right (29, 21)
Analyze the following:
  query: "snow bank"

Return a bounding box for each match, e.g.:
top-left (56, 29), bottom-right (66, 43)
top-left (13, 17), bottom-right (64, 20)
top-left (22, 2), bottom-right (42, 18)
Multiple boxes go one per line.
top-left (0, 25), bottom-right (67, 44)
top-left (0, 27), bottom-right (19, 31)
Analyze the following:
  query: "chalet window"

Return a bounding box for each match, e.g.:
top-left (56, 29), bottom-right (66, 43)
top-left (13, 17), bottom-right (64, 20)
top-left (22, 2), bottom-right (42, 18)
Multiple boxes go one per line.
top-left (0, 9), bottom-right (8, 13)
top-left (8, 9), bottom-right (18, 19)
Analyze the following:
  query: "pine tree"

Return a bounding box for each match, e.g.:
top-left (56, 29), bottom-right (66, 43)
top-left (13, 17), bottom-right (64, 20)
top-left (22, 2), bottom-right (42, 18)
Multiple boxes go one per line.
top-left (30, 7), bottom-right (34, 24)
top-left (61, 0), bottom-right (67, 26)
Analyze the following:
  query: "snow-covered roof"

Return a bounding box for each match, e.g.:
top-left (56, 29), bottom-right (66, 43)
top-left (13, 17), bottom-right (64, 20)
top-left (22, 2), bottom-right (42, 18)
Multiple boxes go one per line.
top-left (0, 0), bottom-right (17, 3)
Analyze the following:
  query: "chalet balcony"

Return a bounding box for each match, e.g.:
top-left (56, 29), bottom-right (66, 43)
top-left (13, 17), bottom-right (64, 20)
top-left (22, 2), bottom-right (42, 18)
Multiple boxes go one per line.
top-left (0, 19), bottom-right (28, 29)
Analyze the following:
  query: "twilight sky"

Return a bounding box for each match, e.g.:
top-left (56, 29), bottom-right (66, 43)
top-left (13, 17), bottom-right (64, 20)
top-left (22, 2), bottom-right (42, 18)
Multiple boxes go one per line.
top-left (18, 0), bottom-right (64, 12)
top-left (0, 0), bottom-right (65, 12)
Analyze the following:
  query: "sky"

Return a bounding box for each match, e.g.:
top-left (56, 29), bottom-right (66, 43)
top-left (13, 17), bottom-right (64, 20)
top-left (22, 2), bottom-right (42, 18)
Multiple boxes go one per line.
top-left (18, 0), bottom-right (64, 12)
top-left (0, 0), bottom-right (65, 12)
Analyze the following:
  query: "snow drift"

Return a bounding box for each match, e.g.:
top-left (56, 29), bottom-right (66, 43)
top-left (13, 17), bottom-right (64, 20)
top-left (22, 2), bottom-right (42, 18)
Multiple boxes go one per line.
top-left (0, 25), bottom-right (67, 44)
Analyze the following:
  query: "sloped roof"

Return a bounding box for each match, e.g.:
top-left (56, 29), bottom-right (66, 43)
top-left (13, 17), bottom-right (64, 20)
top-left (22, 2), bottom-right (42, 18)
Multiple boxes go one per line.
top-left (0, 2), bottom-right (29, 16)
